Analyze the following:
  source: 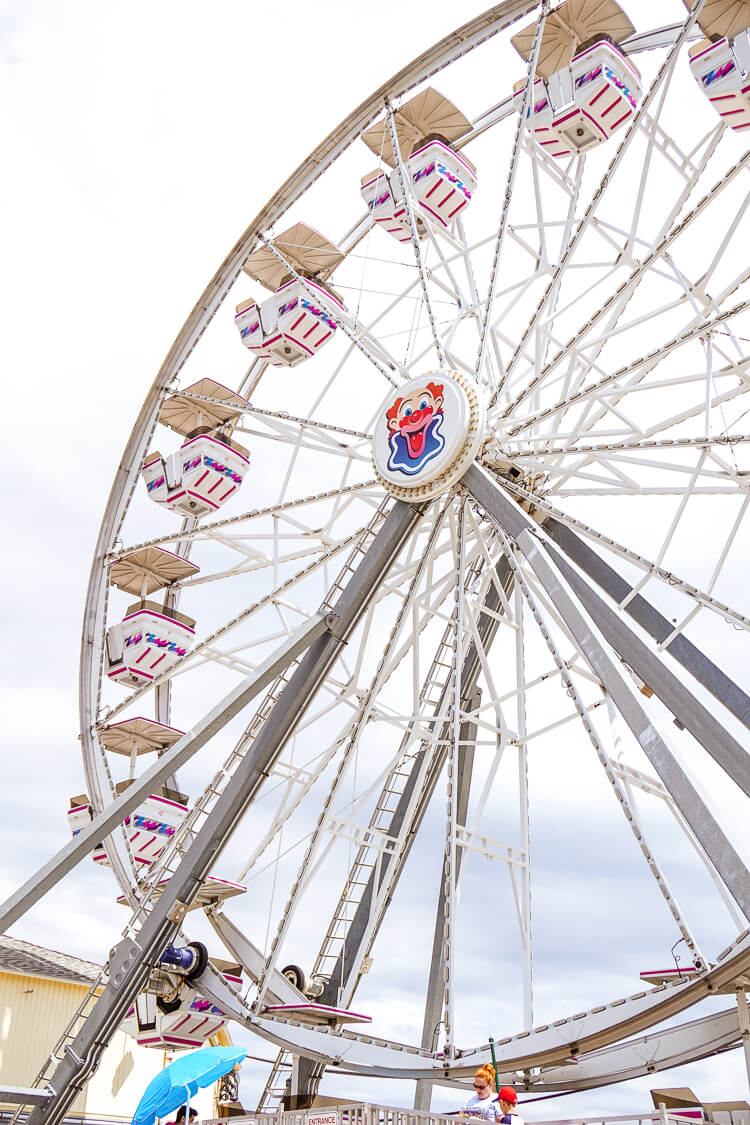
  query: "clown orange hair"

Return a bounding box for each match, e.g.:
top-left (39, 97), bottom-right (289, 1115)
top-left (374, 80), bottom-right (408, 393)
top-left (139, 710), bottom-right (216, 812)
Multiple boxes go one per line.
top-left (386, 397), bottom-right (404, 425)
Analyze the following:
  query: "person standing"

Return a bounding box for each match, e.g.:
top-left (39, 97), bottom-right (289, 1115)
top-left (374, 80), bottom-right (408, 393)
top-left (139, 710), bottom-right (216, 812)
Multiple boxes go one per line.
top-left (496, 1085), bottom-right (523, 1125)
top-left (460, 1064), bottom-right (500, 1120)
top-left (168, 1108), bottom-right (198, 1125)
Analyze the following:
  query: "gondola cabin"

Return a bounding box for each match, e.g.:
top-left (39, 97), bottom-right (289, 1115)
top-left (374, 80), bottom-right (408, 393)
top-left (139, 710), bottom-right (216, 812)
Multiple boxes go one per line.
top-left (511, 0), bottom-right (640, 156)
top-left (688, 32), bottom-right (750, 132)
top-left (122, 963), bottom-right (242, 1049)
top-left (235, 277), bottom-right (342, 366)
top-left (105, 600), bottom-right (195, 687)
top-left (142, 378), bottom-right (250, 518)
top-left (142, 433), bottom-right (249, 518)
top-left (67, 784), bottom-right (189, 869)
top-left (360, 88), bottom-right (474, 243)
top-left (361, 139), bottom-right (476, 241)
top-left (237, 223), bottom-right (345, 368)
top-left (513, 40), bottom-right (641, 156)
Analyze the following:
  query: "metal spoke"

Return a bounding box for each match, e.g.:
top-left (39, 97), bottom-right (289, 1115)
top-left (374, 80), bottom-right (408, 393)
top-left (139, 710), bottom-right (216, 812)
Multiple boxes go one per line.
top-left (476, 0), bottom-right (548, 390)
top-left (385, 101), bottom-right (446, 368)
top-left (493, 0), bottom-right (709, 406)
top-left (261, 237), bottom-right (403, 387)
top-left (498, 531), bottom-right (707, 969)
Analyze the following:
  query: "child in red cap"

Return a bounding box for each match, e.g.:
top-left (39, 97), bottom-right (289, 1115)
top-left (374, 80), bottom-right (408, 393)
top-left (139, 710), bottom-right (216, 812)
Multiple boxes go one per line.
top-left (496, 1086), bottom-right (523, 1125)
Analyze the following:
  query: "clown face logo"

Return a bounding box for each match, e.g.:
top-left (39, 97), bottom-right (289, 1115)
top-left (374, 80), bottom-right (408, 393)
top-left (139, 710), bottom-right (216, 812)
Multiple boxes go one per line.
top-left (386, 381), bottom-right (445, 476)
top-left (373, 370), bottom-right (486, 501)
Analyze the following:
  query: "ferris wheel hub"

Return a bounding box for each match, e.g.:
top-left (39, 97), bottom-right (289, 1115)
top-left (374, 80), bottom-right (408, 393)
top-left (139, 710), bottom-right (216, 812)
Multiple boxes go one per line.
top-left (372, 369), bottom-right (486, 502)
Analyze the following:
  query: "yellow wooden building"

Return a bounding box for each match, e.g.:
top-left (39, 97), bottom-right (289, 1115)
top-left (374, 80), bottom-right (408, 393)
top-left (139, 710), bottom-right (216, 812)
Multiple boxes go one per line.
top-left (0, 935), bottom-right (221, 1119)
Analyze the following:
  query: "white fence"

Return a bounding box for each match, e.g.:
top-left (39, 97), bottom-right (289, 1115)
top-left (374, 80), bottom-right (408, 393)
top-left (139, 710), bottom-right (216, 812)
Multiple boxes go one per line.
top-left (203, 1103), bottom-right (750, 1125)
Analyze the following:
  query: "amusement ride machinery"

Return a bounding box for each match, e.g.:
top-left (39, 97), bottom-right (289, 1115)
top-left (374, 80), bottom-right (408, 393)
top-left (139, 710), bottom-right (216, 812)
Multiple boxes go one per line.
top-left (5, 0), bottom-right (750, 1119)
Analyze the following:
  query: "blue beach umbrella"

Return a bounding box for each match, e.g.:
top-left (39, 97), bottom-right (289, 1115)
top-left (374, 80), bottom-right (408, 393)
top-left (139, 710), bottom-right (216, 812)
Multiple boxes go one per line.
top-left (132, 1046), bottom-right (247, 1125)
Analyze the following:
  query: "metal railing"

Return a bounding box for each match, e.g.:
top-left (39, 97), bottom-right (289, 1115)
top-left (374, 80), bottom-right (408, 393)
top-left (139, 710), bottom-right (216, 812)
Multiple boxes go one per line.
top-left (200, 1103), bottom-right (746, 1125)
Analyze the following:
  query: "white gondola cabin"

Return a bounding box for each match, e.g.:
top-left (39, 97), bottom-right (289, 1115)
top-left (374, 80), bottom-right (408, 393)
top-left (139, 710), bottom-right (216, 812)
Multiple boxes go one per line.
top-left (688, 22), bottom-right (750, 134)
top-left (359, 88), bottom-right (475, 242)
top-left (106, 600), bottom-right (195, 686)
top-left (67, 783), bottom-right (189, 868)
top-left (142, 434), bottom-right (249, 518)
top-left (511, 0), bottom-right (641, 156)
top-left (236, 224), bottom-right (344, 367)
top-left (361, 140), bottom-right (477, 240)
top-left (122, 962), bottom-right (242, 1049)
top-left (105, 547), bottom-right (198, 687)
top-left (143, 378), bottom-right (250, 518)
top-left (236, 276), bottom-right (343, 366)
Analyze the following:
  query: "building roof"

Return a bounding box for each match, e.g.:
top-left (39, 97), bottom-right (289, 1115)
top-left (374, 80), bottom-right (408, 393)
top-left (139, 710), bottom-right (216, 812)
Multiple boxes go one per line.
top-left (0, 935), bottom-right (101, 986)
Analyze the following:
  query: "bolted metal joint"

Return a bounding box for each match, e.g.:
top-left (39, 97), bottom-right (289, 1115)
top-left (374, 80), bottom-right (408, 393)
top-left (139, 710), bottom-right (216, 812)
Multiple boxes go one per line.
top-left (323, 611), bottom-right (348, 640)
top-left (106, 938), bottom-right (142, 993)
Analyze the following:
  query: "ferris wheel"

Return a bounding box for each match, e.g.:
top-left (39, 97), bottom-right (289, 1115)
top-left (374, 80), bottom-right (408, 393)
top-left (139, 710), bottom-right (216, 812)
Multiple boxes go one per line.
top-left (9, 0), bottom-right (750, 1120)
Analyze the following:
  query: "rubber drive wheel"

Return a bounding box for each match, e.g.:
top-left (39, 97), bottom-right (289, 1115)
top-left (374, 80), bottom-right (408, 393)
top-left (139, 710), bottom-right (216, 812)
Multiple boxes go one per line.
top-left (185, 940), bottom-right (209, 981)
top-left (281, 963), bottom-right (306, 992)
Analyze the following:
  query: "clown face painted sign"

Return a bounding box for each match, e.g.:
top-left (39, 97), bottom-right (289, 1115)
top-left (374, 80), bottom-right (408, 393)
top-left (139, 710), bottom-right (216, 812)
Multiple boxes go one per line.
top-left (386, 380), bottom-right (445, 475)
top-left (373, 370), bottom-right (486, 501)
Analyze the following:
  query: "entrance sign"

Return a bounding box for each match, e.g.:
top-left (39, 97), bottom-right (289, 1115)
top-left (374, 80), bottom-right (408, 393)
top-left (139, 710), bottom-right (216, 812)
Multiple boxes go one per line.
top-left (307, 1112), bottom-right (339, 1125)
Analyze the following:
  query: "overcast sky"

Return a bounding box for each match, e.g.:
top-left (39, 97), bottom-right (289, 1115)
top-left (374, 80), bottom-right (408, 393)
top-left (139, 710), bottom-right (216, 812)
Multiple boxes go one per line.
top-left (3, 0), bottom-right (750, 1115)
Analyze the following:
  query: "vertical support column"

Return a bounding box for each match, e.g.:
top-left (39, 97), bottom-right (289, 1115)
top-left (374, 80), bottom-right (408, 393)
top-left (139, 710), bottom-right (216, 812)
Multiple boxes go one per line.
top-left (737, 987), bottom-right (750, 1094)
top-left (287, 1056), bottom-right (325, 1112)
top-left (514, 576), bottom-right (533, 1031)
top-left (442, 502), bottom-right (467, 1056)
top-left (414, 693), bottom-right (479, 1112)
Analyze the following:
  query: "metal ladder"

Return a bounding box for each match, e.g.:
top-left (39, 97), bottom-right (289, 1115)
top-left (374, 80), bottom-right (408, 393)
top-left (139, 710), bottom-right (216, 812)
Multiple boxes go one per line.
top-left (319, 498), bottom-right (390, 615)
top-left (257, 1051), bottom-right (295, 1112)
top-left (257, 552), bottom-right (489, 1111)
top-left (312, 547), bottom-right (488, 990)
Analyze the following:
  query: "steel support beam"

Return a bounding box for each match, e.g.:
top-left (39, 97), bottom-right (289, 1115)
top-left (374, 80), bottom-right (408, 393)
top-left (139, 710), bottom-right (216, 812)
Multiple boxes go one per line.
top-left (0, 614), bottom-right (329, 935)
top-left (464, 464), bottom-right (750, 921)
top-left (543, 537), bottom-right (750, 800)
top-left (414, 695), bottom-right (478, 1112)
top-left (467, 468), bottom-right (750, 799)
top-left (545, 516), bottom-right (750, 731)
top-left (26, 500), bottom-right (421, 1125)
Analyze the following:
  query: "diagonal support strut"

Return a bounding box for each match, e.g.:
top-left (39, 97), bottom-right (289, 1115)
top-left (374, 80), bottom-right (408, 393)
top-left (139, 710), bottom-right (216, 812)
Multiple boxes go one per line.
top-left (464, 463), bottom-right (750, 922)
top-left (25, 499), bottom-right (421, 1125)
